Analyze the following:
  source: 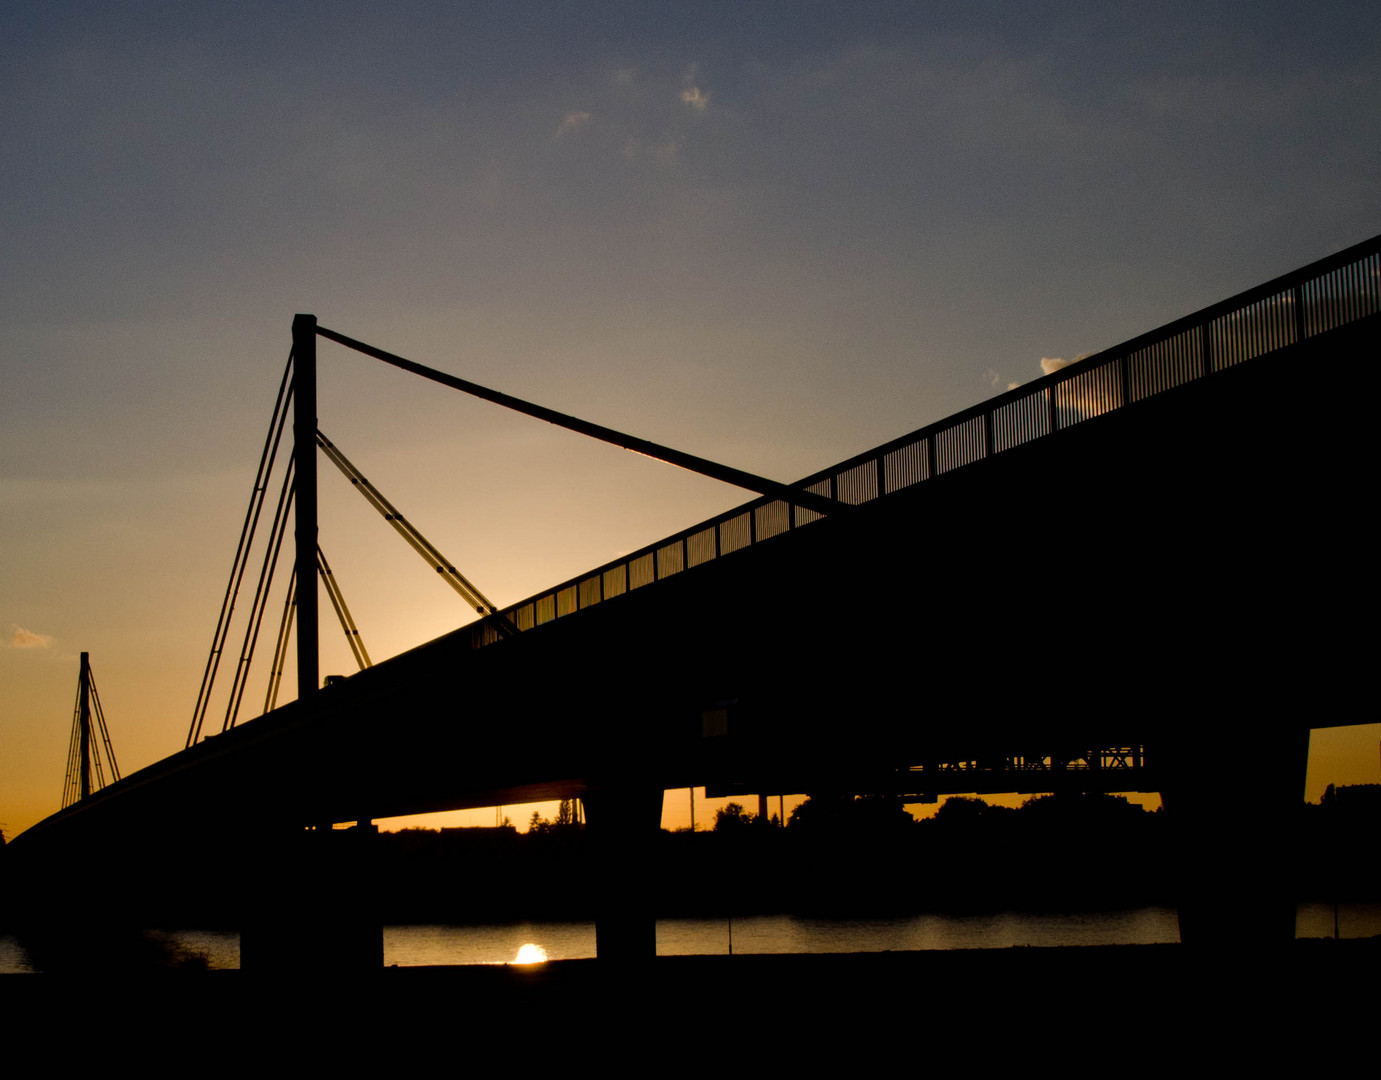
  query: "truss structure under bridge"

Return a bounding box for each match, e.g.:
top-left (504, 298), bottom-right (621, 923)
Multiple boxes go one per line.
top-left (904, 747), bottom-right (1156, 798)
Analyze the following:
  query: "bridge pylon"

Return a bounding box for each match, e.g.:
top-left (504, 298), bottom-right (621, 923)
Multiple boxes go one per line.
top-left (292, 313), bottom-right (318, 703)
top-left (61, 652), bottom-right (120, 809)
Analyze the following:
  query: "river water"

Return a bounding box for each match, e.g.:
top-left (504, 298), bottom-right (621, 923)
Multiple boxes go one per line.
top-left (3, 902), bottom-right (1377, 972)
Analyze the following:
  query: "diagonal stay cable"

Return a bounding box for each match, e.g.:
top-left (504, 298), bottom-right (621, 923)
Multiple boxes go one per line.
top-left (264, 565), bottom-right (296, 714)
top-left (90, 693), bottom-right (108, 792)
top-left (223, 456), bottom-right (295, 732)
top-left (63, 684), bottom-right (82, 809)
top-left (316, 430), bottom-right (517, 636)
top-left (188, 352), bottom-right (294, 747)
top-left (317, 544), bottom-right (371, 670)
top-left (316, 432), bottom-right (491, 611)
top-left (89, 668), bottom-right (119, 783)
top-left (315, 324), bottom-right (842, 518)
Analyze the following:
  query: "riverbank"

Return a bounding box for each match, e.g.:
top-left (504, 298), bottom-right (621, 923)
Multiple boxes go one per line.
top-left (3, 939), bottom-right (1374, 1058)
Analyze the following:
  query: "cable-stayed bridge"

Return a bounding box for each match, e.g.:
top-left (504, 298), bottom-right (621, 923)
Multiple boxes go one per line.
top-left (11, 236), bottom-right (1379, 965)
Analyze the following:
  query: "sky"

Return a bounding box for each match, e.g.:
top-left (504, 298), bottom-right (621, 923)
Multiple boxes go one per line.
top-left (3, 2), bottom-right (1379, 839)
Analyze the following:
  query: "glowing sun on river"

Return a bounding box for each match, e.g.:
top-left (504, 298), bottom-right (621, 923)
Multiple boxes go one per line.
top-left (512, 943), bottom-right (548, 965)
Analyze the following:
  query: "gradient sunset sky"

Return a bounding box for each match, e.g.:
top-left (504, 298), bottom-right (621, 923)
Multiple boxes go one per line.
top-left (3, 2), bottom-right (1378, 838)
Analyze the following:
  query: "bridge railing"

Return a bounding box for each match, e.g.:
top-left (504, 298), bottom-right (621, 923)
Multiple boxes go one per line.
top-left (911, 748), bottom-right (1148, 775)
top-left (464, 235), bottom-right (1380, 649)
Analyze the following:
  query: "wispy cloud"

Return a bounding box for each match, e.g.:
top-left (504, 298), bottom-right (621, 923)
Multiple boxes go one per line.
top-left (555, 111), bottom-right (592, 137)
top-left (10, 626), bottom-right (53, 649)
top-left (680, 86), bottom-right (710, 111)
top-left (1041, 352), bottom-right (1092, 375)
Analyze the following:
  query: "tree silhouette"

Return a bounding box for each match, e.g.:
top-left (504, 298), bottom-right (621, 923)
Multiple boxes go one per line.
top-left (789, 794), bottom-right (916, 834)
top-left (713, 802), bottom-right (755, 832)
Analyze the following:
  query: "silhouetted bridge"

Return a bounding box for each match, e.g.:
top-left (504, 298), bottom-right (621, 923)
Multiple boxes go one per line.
top-left (13, 236), bottom-right (1379, 964)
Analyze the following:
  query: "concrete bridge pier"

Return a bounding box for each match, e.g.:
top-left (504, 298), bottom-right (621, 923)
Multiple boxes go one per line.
top-left (1160, 728), bottom-right (1311, 948)
top-left (239, 822), bottom-right (383, 972)
top-left (582, 784), bottom-right (665, 965)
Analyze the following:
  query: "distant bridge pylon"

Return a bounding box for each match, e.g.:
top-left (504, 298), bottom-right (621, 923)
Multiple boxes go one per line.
top-left (62, 652), bottom-right (120, 808)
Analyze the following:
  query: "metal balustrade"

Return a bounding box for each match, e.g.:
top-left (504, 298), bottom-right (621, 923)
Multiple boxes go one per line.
top-left (460, 236), bottom-right (1380, 651)
top-left (908, 747), bottom-right (1148, 776)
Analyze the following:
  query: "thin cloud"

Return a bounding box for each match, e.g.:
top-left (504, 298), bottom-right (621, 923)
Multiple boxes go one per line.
top-left (10, 626), bottom-right (53, 649)
top-left (1041, 352), bottom-right (1092, 376)
top-left (680, 87), bottom-right (710, 111)
top-left (555, 111), bottom-right (592, 137)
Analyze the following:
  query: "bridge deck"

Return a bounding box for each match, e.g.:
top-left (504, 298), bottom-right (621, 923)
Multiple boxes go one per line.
top-left (13, 237), bottom-right (1379, 849)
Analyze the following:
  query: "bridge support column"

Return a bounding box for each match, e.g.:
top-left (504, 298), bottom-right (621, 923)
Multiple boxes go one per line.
top-left (582, 785), bottom-right (664, 965)
top-left (240, 822), bottom-right (382, 972)
top-left (1160, 727), bottom-right (1310, 948)
top-left (292, 312), bottom-right (318, 703)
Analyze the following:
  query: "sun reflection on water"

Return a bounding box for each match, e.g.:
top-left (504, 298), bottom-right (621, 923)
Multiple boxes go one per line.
top-left (511, 943), bottom-right (548, 965)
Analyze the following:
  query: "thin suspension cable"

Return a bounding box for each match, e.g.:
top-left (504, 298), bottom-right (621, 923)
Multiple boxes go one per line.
top-left (188, 353), bottom-right (295, 747)
top-left (316, 431), bottom-right (490, 610)
top-left (189, 357), bottom-right (293, 744)
top-left (314, 324), bottom-right (842, 518)
top-left (62, 683), bottom-right (82, 809)
top-left (223, 457), bottom-right (295, 732)
top-left (316, 430), bottom-right (515, 635)
top-left (317, 544), bottom-right (371, 670)
top-left (87, 677), bottom-right (106, 791)
top-left (88, 670), bottom-right (120, 782)
top-left (90, 709), bottom-right (108, 791)
top-left (264, 565), bottom-right (297, 714)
